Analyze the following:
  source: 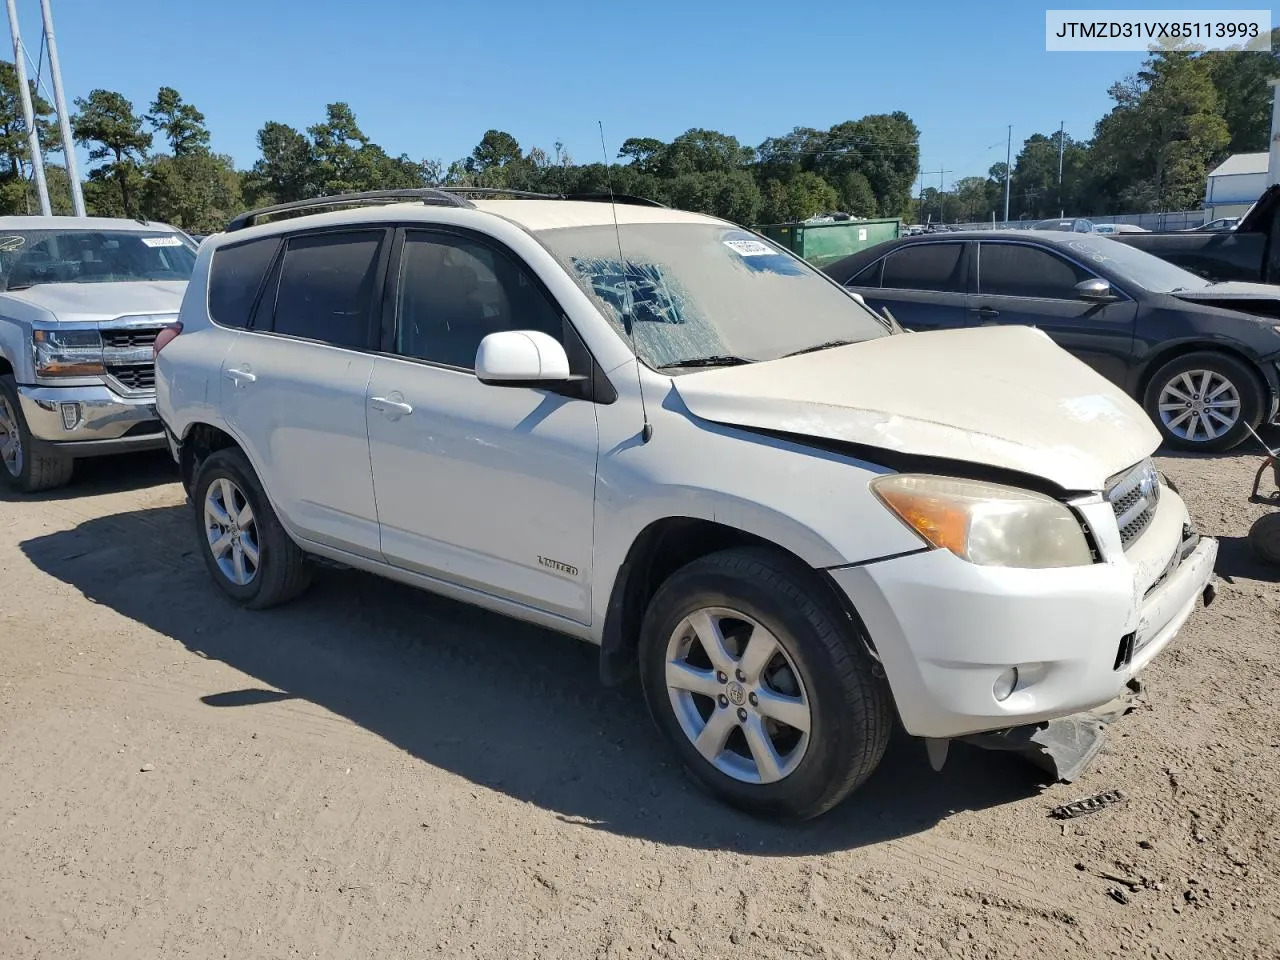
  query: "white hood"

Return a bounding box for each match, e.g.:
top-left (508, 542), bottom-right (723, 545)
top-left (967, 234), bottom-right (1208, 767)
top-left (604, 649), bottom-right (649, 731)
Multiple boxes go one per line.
top-left (2, 280), bottom-right (186, 323)
top-left (672, 325), bottom-right (1160, 491)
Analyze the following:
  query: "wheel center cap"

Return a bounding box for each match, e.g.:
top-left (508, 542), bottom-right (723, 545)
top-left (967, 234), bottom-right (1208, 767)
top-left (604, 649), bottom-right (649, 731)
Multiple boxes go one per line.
top-left (726, 681), bottom-right (747, 706)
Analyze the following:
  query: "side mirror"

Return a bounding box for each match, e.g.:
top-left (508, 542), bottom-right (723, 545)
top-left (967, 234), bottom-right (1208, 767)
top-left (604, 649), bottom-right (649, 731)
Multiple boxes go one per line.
top-left (475, 330), bottom-right (571, 386)
top-left (1074, 278), bottom-right (1115, 302)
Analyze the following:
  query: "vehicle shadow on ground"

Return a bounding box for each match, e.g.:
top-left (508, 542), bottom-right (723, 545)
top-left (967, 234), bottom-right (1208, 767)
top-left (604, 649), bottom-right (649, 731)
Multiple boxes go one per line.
top-left (21, 502), bottom-right (1050, 855)
top-left (0, 450), bottom-right (178, 503)
top-left (1213, 534), bottom-right (1280, 584)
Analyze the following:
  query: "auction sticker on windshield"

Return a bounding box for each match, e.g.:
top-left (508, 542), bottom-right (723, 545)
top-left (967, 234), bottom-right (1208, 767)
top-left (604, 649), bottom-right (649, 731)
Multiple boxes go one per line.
top-left (141, 236), bottom-right (184, 248)
top-left (724, 239), bottom-right (774, 257)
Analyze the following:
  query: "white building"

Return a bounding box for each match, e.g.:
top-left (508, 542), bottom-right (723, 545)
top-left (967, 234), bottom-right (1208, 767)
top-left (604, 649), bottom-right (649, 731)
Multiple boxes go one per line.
top-left (1203, 152), bottom-right (1269, 221)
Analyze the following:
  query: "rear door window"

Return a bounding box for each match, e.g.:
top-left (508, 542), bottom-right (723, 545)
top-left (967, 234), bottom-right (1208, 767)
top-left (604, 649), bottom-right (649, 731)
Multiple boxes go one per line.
top-left (208, 237), bottom-right (280, 329)
top-left (267, 230), bottom-right (385, 349)
top-left (881, 243), bottom-right (966, 293)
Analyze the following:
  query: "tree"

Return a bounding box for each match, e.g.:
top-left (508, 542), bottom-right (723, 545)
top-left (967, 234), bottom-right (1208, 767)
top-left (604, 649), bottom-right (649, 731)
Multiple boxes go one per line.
top-left (0, 61), bottom-right (60, 180)
top-left (244, 121), bottom-right (313, 204)
top-left (142, 151), bottom-right (241, 232)
top-left (617, 136), bottom-right (665, 174)
top-left (819, 113), bottom-right (920, 217)
top-left (1090, 51), bottom-right (1229, 212)
top-left (145, 86), bottom-right (210, 156)
top-left (71, 89), bottom-right (152, 216)
top-left (835, 171), bottom-right (876, 217)
top-left (467, 129), bottom-right (522, 173)
top-left (1203, 29), bottom-right (1280, 153)
top-left (657, 128), bottom-right (754, 178)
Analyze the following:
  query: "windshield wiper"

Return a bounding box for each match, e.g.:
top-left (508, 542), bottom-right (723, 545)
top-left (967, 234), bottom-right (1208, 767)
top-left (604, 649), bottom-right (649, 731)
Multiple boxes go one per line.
top-left (782, 339), bottom-right (857, 358)
top-left (661, 355), bottom-right (754, 369)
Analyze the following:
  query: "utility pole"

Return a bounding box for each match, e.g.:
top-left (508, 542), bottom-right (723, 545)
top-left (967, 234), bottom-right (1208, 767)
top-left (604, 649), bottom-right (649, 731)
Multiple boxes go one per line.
top-left (40, 0), bottom-right (84, 216)
top-left (937, 166), bottom-right (953, 223)
top-left (998, 124), bottom-right (1008, 225)
top-left (1054, 119), bottom-right (1064, 217)
top-left (6, 0), bottom-right (51, 215)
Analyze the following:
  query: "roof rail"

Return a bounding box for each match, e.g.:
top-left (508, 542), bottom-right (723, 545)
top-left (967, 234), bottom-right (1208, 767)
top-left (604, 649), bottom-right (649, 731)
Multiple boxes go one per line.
top-left (563, 192), bottom-right (668, 209)
top-left (437, 186), bottom-right (558, 200)
top-left (225, 188), bottom-right (474, 232)
top-left (439, 186), bottom-right (667, 208)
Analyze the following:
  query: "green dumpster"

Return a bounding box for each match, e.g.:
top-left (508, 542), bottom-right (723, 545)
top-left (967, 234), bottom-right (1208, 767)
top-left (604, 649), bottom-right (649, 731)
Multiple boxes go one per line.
top-left (757, 218), bottom-right (901, 268)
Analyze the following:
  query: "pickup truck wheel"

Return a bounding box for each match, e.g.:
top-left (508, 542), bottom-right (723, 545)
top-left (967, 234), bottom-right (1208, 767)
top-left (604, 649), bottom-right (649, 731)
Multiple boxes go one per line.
top-left (1143, 352), bottom-right (1264, 453)
top-left (0, 374), bottom-right (74, 493)
top-left (639, 547), bottom-right (892, 821)
top-left (191, 447), bottom-right (310, 609)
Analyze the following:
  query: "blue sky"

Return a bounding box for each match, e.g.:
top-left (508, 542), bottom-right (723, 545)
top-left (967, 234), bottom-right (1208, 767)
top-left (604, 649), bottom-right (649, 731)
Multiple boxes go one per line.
top-left (19, 0), bottom-right (1176, 188)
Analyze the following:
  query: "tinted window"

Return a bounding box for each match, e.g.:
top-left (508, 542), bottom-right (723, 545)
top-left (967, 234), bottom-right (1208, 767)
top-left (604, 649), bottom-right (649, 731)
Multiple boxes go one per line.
top-left (979, 243), bottom-right (1093, 299)
top-left (396, 232), bottom-right (565, 369)
top-left (208, 237), bottom-right (279, 328)
top-left (846, 260), bottom-right (882, 287)
top-left (881, 243), bottom-right (965, 293)
top-left (271, 231), bottom-right (383, 348)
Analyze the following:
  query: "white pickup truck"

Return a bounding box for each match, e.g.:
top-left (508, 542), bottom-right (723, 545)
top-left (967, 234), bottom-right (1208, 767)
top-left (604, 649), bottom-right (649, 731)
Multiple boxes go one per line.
top-left (0, 216), bottom-right (195, 492)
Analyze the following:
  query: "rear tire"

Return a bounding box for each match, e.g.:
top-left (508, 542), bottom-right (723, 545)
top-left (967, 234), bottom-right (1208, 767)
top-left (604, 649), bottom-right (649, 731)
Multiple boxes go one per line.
top-left (0, 374), bottom-right (74, 493)
top-left (1142, 352), bottom-right (1265, 453)
top-left (191, 447), bottom-right (310, 609)
top-left (638, 547), bottom-right (892, 821)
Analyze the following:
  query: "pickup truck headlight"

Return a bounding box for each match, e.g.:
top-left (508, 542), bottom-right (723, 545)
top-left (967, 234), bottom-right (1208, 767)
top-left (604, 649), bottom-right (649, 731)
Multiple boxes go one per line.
top-left (871, 474), bottom-right (1093, 569)
top-left (32, 328), bottom-right (105, 377)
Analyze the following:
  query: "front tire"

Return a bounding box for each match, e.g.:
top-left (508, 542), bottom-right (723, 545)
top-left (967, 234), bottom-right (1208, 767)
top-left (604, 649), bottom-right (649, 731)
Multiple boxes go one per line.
top-left (191, 447), bottom-right (310, 609)
top-left (1143, 352), bottom-right (1265, 453)
top-left (638, 547), bottom-right (892, 821)
top-left (0, 374), bottom-right (74, 493)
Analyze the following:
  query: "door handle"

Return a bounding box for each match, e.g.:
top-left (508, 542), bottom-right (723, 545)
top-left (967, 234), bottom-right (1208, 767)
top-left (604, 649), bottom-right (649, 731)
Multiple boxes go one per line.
top-left (369, 396), bottom-right (413, 416)
top-left (972, 306), bottom-right (1000, 324)
top-left (225, 367), bottom-right (256, 385)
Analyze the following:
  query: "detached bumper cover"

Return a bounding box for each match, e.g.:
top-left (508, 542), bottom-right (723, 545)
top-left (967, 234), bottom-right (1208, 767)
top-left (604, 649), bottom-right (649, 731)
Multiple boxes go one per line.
top-left (17, 383), bottom-right (166, 457)
top-left (831, 488), bottom-right (1217, 740)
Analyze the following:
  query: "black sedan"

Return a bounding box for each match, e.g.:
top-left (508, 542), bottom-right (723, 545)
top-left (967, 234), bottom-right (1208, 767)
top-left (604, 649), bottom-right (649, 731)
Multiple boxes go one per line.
top-left (824, 230), bottom-right (1280, 452)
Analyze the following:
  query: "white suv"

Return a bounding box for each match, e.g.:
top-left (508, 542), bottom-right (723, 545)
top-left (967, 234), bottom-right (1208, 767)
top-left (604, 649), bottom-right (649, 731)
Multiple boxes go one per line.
top-left (156, 189), bottom-right (1218, 820)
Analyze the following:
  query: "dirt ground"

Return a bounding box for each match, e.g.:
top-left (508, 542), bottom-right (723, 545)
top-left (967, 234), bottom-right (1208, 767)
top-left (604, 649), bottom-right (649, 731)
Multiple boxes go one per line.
top-left (1, 438), bottom-right (1277, 960)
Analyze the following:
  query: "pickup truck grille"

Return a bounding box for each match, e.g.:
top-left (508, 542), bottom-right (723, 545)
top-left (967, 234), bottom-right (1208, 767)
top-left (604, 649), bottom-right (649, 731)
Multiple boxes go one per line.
top-left (1105, 459), bottom-right (1160, 550)
top-left (100, 319), bottom-right (169, 395)
top-left (102, 328), bottom-right (160, 349)
top-left (107, 363), bottom-right (156, 390)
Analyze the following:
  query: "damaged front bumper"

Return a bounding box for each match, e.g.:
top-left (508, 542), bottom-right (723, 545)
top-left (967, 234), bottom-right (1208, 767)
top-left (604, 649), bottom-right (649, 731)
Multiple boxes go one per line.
top-left (830, 485), bottom-right (1217, 771)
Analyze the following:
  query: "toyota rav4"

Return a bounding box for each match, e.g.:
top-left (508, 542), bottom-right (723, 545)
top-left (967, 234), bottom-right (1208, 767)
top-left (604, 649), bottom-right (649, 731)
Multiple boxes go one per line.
top-left (155, 189), bottom-right (1218, 820)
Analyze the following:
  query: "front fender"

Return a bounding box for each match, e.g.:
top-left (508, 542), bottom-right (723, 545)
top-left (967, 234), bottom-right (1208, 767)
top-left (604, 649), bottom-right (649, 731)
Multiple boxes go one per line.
top-left (587, 398), bottom-right (927, 641)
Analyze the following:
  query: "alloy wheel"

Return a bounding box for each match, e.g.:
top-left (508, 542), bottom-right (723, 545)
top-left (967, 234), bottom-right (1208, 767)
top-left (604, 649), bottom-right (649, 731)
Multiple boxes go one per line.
top-left (1157, 369), bottom-right (1240, 443)
top-left (0, 394), bottom-right (23, 478)
top-left (664, 606), bottom-right (812, 784)
top-left (204, 477), bottom-right (260, 586)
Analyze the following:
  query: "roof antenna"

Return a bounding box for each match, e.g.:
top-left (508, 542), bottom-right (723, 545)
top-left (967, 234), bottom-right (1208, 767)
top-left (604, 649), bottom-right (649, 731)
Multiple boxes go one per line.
top-left (600, 120), bottom-right (652, 443)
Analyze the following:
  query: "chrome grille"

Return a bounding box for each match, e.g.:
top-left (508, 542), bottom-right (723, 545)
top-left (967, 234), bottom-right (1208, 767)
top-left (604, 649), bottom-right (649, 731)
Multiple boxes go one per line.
top-left (1105, 459), bottom-right (1160, 549)
top-left (107, 363), bottom-right (155, 390)
top-left (99, 317), bottom-right (170, 395)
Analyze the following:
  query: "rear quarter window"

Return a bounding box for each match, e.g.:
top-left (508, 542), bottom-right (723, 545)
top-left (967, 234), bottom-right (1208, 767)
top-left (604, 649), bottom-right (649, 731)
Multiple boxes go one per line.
top-left (208, 237), bottom-right (281, 328)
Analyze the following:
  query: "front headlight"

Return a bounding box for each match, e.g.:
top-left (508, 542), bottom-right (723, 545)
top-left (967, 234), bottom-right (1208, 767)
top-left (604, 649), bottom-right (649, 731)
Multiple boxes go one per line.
top-left (870, 474), bottom-right (1093, 569)
top-left (32, 328), bottom-right (105, 377)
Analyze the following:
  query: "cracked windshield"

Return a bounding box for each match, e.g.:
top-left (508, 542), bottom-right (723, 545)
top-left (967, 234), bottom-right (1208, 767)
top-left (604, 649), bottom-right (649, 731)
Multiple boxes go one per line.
top-left (539, 223), bottom-right (889, 368)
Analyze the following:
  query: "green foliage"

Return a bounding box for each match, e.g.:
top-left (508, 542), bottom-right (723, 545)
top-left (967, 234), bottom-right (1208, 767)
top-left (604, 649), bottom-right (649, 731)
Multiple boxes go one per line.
top-left (141, 152), bottom-right (242, 233)
top-left (146, 86), bottom-right (210, 156)
top-left (72, 88), bottom-right (152, 215)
